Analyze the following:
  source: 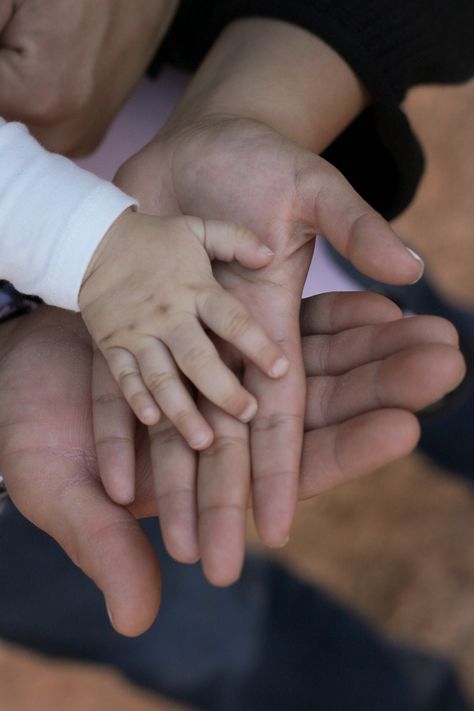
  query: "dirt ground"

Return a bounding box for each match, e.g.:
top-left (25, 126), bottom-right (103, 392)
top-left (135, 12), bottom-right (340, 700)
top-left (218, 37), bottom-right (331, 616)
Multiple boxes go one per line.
top-left (1, 80), bottom-right (473, 709)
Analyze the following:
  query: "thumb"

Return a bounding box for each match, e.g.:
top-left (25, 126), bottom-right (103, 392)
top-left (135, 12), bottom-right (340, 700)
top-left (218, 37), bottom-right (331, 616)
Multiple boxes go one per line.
top-left (297, 160), bottom-right (424, 285)
top-left (3, 455), bottom-right (161, 638)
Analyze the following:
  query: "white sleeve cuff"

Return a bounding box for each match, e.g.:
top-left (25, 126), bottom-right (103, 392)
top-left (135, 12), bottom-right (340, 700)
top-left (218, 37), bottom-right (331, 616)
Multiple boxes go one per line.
top-left (0, 120), bottom-right (138, 310)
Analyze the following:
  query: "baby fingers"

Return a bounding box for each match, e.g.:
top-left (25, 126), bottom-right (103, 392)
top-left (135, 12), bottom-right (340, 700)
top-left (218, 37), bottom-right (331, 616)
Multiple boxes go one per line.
top-left (137, 340), bottom-right (214, 450)
top-left (197, 287), bottom-right (289, 378)
top-left (191, 217), bottom-right (275, 269)
top-left (163, 317), bottom-right (260, 423)
top-left (105, 346), bottom-right (161, 427)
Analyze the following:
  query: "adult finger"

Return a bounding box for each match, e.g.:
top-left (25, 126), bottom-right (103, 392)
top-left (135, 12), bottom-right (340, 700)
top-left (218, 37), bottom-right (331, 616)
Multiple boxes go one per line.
top-left (149, 417), bottom-right (200, 564)
top-left (303, 315), bottom-right (460, 377)
top-left (305, 343), bottom-right (466, 429)
top-left (197, 397), bottom-right (250, 587)
top-left (92, 347), bottom-right (137, 505)
top-left (300, 291), bottom-right (402, 336)
top-left (296, 160), bottom-right (424, 285)
top-left (247, 326), bottom-right (305, 548)
top-left (299, 409), bottom-right (421, 499)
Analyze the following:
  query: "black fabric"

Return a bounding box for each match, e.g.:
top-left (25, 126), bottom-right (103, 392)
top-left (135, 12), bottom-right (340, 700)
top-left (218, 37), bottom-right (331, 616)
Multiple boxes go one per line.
top-left (154, 0), bottom-right (474, 219)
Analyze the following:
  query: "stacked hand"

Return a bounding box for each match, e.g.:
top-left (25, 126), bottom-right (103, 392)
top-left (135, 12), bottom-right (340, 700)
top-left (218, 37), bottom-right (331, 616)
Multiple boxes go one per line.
top-left (0, 298), bottom-right (463, 635)
top-left (112, 115), bottom-right (426, 585)
top-left (79, 211), bottom-right (289, 504)
top-left (0, 0), bottom-right (179, 154)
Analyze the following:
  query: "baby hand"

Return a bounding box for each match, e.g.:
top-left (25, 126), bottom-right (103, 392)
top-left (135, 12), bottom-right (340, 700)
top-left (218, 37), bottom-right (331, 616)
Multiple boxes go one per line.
top-left (79, 211), bottom-right (289, 453)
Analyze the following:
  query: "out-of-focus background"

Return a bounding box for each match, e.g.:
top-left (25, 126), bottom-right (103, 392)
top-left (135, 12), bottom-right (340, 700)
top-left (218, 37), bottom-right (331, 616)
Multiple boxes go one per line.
top-left (1, 72), bottom-right (473, 709)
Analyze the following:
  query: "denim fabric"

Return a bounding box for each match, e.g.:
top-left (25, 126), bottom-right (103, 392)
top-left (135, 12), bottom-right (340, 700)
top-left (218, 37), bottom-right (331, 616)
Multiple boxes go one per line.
top-left (0, 501), bottom-right (470, 710)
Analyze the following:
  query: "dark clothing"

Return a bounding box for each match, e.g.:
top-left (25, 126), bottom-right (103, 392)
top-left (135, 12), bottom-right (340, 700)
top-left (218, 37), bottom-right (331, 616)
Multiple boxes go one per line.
top-left (156, 0), bottom-right (474, 219)
top-left (0, 499), bottom-right (470, 711)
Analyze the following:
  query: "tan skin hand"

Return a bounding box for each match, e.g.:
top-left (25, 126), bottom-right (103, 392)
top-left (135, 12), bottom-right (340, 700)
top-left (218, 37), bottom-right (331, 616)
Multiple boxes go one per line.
top-left (0, 299), bottom-right (464, 633)
top-left (0, 0), bottom-right (179, 155)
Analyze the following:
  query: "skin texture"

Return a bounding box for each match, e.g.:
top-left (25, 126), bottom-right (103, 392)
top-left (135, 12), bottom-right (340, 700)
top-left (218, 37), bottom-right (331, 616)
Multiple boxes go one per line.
top-left (109, 20), bottom-right (424, 582)
top-left (79, 211), bottom-right (289, 503)
top-left (0, 299), bottom-right (464, 635)
top-left (0, 0), bottom-right (179, 154)
top-left (114, 115), bottom-right (424, 584)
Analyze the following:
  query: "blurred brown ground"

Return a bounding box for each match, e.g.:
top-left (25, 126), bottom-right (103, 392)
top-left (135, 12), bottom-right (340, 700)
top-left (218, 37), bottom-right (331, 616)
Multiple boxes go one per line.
top-left (1, 79), bottom-right (473, 709)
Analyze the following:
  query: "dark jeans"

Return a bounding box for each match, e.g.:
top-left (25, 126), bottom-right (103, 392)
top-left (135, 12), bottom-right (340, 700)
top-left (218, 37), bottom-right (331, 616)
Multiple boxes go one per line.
top-left (0, 500), bottom-right (470, 711)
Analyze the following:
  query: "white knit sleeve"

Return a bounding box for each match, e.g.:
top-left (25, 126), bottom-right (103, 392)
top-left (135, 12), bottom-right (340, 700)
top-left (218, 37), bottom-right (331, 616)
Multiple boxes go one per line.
top-left (0, 118), bottom-right (138, 310)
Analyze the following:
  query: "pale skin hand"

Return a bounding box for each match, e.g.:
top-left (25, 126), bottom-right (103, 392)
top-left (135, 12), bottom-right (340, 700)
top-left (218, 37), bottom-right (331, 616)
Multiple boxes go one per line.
top-left (114, 116), bottom-right (425, 583)
top-left (79, 210), bottom-right (289, 504)
top-left (0, 0), bottom-right (179, 155)
top-left (0, 299), bottom-right (464, 634)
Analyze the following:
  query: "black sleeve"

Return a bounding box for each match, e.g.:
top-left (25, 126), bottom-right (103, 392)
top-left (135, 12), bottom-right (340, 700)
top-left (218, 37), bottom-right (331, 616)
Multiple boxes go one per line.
top-left (157, 0), bottom-right (474, 219)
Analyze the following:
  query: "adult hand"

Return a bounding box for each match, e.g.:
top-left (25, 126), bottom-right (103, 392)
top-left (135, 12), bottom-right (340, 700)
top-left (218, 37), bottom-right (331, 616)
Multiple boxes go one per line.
top-left (0, 0), bottom-right (179, 155)
top-left (0, 298), bottom-right (463, 631)
top-left (115, 117), bottom-right (425, 582)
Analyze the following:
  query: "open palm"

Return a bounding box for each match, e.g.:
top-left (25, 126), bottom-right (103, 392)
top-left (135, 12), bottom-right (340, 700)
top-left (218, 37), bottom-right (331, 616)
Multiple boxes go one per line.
top-left (115, 116), bottom-right (424, 581)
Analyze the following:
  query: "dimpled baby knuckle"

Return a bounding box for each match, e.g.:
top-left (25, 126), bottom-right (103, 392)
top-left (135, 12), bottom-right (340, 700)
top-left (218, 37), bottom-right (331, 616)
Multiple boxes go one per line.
top-left (147, 370), bottom-right (175, 394)
top-left (225, 308), bottom-right (251, 340)
top-left (182, 344), bottom-right (213, 373)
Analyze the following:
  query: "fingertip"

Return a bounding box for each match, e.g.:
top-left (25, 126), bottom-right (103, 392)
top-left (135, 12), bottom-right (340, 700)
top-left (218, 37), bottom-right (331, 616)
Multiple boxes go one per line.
top-left (257, 245), bottom-right (275, 262)
top-left (239, 398), bottom-right (258, 423)
top-left (137, 405), bottom-right (161, 426)
top-left (236, 244), bottom-right (274, 270)
top-left (260, 527), bottom-right (291, 549)
top-left (348, 215), bottom-right (425, 285)
top-left (268, 356), bottom-right (290, 378)
top-left (203, 561), bottom-right (244, 588)
top-left (189, 429), bottom-right (215, 450)
top-left (165, 538), bottom-right (201, 566)
top-left (105, 481), bottom-right (136, 508)
top-left (105, 592), bottom-right (161, 637)
top-left (405, 247), bottom-right (425, 283)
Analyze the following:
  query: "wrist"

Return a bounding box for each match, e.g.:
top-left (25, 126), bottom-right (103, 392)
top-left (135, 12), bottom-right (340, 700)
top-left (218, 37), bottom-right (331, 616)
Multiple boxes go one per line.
top-left (79, 208), bottom-right (137, 309)
top-left (164, 17), bottom-right (369, 153)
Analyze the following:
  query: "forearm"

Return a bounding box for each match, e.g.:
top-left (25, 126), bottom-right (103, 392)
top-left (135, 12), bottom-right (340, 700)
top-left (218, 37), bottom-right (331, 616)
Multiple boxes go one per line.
top-left (164, 17), bottom-right (368, 153)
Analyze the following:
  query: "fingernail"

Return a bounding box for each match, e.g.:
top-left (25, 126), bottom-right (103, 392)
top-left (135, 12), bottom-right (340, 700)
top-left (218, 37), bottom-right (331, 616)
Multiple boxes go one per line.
top-left (141, 407), bottom-right (158, 423)
top-left (259, 246), bottom-right (274, 257)
top-left (240, 400), bottom-right (258, 423)
top-left (191, 431), bottom-right (213, 449)
top-left (105, 601), bottom-right (114, 627)
top-left (406, 247), bottom-right (425, 283)
top-left (270, 535), bottom-right (290, 549)
top-left (269, 356), bottom-right (289, 378)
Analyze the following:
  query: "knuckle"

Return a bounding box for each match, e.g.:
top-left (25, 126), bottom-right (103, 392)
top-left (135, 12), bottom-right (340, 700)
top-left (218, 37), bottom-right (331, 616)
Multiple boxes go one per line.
top-left (182, 344), bottom-right (213, 372)
top-left (218, 385), bottom-right (243, 412)
top-left (146, 371), bottom-right (175, 394)
top-left (201, 434), bottom-right (246, 459)
top-left (95, 434), bottom-right (133, 448)
top-left (170, 408), bottom-right (194, 430)
top-left (252, 412), bottom-right (301, 434)
top-left (149, 423), bottom-right (182, 448)
top-left (117, 369), bottom-right (138, 387)
top-left (92, 391), bottom-right (124, 407)
top-left (225, 308), bottom-right (251, 340)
